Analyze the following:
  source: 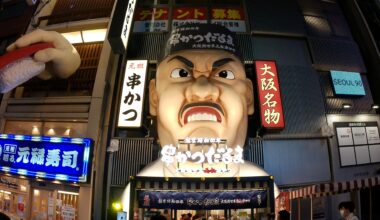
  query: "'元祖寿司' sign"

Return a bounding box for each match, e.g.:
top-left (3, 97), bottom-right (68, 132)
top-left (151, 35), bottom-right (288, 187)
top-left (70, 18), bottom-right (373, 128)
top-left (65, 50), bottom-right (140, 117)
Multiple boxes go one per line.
top-left (255, 61), bottom-right (285, 129)
top-left (0, 134), bottom-right (92, 182)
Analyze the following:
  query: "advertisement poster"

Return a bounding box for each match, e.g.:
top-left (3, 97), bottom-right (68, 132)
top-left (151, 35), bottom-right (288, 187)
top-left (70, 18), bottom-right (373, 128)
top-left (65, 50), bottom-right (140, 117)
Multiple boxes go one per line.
top-left (351, 127), bottom-right (367, 145)
top-left (366, 126), bottom-right (380, 144)
top-left (133, 8), bottom-right (169, 32)
top-left (172, 7), bottom-right (207, 29)
top-left (211, 7), bottom-right (246, 32)
top-left (336, 127), bottom-right (353, 146)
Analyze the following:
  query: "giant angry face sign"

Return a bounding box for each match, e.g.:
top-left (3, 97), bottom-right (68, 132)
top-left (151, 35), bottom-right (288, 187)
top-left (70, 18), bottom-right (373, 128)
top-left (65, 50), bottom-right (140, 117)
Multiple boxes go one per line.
top-left (149, 24), bottom-right (254, 149)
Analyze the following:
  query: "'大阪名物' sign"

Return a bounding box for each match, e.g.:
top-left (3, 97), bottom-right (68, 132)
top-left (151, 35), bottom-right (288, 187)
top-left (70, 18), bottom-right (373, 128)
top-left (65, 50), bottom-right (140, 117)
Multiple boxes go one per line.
top-left (255, 61), bottom-right (285, 129)
top-left (0, 134), bottom-right (92, 182)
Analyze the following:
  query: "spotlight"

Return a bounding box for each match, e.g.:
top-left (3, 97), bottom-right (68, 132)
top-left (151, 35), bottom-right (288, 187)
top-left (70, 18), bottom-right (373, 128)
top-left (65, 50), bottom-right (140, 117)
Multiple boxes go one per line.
top-left (342, 103), bottom-right (352, 109)
top-left (371, 104), bottom-right (379, 109)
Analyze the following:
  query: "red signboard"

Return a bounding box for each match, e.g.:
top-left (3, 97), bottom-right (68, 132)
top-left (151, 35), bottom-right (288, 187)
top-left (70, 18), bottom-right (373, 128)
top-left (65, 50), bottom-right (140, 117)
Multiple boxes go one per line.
top-left (211, 7), bottom-right (246, 32)
top-left (275, 192), bottom-right (290, 213)
top-left (135, 8), bottom-right (169, 21)
top-left (255, 61), bottom-right (285, 129)
top-left (173, 7), bottom-right (207, 20)
top-left (172, 7), bottom-right (208, 29)
top-left (134, 8), bottom-right (169, 32)
top-left (211, 8), bottom-right (245, 20)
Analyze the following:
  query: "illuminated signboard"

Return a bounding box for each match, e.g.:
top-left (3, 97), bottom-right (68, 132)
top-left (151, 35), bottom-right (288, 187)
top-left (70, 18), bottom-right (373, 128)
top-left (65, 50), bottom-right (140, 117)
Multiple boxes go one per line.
top-left (133, 7), bottom-right (169, 32)
top-left (139, 190), bottom-right (267, 209)
top-left (211, 7), bottom-right (246, 32)
top-left (108, 0), bottom-right (137, 54)
top-left (172, 7), bottom-right (208, 29)
top-left (255, 61), bottom-right (285, 129)
top-left (161, 138), bottom-right (244, 174)
top-left (118, 60), bottom-right (148, 128)
top-left (330, 70), bottom-right (365, 96)
top-left (0, 134), bottom-right (92, 183)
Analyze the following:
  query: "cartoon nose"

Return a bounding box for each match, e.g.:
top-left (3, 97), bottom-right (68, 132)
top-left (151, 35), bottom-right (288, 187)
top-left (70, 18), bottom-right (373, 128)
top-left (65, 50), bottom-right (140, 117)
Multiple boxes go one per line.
top-left (185, 76), bottom-right (219, 102)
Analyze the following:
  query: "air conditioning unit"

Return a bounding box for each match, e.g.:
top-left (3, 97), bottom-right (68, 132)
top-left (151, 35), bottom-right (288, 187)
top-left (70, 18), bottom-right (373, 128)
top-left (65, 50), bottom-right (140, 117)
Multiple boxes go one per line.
top-left (26, 0), bottom-right (37, 6)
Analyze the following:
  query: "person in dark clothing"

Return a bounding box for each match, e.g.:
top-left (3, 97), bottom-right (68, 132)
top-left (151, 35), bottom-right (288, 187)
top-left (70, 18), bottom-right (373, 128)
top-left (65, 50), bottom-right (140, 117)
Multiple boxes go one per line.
top-left (278, 210), bottom-right (290, 220)
top-left (0, 212), bottom-right (10, 220)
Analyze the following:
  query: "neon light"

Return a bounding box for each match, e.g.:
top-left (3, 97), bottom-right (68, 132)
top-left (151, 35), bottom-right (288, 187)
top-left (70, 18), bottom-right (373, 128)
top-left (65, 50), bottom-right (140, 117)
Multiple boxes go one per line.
top-left (0, 134), bottom-right (93, 183)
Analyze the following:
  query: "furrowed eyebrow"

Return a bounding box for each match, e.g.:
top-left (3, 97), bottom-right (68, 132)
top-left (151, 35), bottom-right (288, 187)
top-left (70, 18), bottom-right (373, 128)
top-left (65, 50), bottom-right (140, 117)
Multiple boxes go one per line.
top-left (212, 58), bottom-right (234, 70)
top-left (167, 55), bottom-right (194, 68)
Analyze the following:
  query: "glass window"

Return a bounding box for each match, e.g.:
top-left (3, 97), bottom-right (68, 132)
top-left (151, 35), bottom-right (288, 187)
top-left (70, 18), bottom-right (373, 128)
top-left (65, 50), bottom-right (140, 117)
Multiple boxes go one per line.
top-left (4, 121), bottom-right (87, 138)
top-left (43, 122), bottom-right (87, 138)
top-left (4, 121), bottom-right (43, 135)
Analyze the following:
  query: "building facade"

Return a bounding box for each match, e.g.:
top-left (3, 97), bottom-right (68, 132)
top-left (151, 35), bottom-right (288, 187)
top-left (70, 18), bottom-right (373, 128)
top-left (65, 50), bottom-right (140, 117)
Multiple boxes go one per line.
top-left (0, 0), bottom-right (379, 220)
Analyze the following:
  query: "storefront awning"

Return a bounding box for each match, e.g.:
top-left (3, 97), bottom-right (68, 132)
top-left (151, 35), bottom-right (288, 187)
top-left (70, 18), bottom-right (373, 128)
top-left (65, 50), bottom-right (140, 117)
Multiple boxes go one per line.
top-left (286, 176), bottom-right (380, 199)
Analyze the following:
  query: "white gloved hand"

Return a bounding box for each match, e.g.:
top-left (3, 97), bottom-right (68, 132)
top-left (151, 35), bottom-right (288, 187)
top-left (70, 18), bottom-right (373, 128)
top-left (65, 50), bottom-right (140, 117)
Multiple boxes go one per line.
top-left (6, 29), bottom-right (81, 79)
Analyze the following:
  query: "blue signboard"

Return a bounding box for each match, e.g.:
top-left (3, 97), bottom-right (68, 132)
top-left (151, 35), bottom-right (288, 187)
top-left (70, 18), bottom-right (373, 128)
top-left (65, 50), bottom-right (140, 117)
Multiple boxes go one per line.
top-left (138, 190), bottom-right (267, 210)
top-left (0, 134), bottom-right (92, 183)
top-left (330, 70), bottom-right (365, 96)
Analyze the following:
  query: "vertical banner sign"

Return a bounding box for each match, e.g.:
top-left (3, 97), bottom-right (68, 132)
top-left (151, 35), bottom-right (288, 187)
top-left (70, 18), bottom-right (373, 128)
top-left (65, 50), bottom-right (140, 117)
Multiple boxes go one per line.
top-left (211, 8), bottom-right (246, 32)
top-left (133, 8), bottom-right (169, 32)
top-left (118, 60), bottom-right (148, 127)
top-left (172, 7), bottom-right (208, 29)
top-left (121, 0), bottom-right (137, 50)
top-left (275, 192), bottom-right (290, 213)
top-left (255, 61), bottom-right (285, 129)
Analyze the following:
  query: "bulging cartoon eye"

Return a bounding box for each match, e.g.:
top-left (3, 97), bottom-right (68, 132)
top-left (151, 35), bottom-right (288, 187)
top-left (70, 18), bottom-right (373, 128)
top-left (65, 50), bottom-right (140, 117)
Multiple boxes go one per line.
top-left (171, 68), bottom-right (191, 78)
top-left (215, 70), bottom-right (235, 80)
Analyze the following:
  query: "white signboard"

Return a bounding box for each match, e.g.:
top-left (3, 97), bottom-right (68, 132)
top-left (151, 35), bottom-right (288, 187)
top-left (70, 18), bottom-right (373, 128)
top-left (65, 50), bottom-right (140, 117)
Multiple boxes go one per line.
top-left (366, 126), bottom-right (380, 144)
top-left (355, 145), bottom-right (370, 164)
top-left (336, 127), bottom-right (353, 146)
top-left (121, 0), bottom-right (137, 50)
top-left (118, 60), bottom-right (148, 127)
top-left (339, 147), bottom-right (356, 166)
top-left (369, 145), bottom-right (380, 163)
top-left (352, 127), bottom-right (367, 145)
top-left (61, 205), bottom-right (75, 220)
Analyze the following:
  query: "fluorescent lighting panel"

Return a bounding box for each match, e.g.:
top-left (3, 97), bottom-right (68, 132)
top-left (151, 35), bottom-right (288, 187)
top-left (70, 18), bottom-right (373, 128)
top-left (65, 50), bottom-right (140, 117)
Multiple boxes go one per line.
top-left (62, 31), bottom-right (83, 44)
top-left (82, 28), bottom-right (107, 43)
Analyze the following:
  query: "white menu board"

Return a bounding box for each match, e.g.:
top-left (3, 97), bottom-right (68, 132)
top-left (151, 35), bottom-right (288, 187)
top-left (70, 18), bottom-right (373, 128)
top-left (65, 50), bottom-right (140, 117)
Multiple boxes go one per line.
top-left (366, 126), bottom-right (380, 144)
top-left (352, 127), bottom-right (367, 145)
top-left (336, 127), bottom-right (353, 146)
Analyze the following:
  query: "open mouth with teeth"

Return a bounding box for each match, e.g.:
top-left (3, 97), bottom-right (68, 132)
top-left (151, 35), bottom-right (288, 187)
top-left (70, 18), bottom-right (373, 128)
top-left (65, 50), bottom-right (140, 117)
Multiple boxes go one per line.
top-left (180, 102), bottom-right (224, 125)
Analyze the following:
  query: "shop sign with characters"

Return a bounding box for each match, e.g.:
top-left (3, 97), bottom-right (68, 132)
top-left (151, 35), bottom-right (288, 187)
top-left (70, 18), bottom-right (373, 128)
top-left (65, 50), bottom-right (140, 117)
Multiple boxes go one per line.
top-left (161, 138), bottom-right (244, 174)
top-left (0, 134), bottom-right (92, 182)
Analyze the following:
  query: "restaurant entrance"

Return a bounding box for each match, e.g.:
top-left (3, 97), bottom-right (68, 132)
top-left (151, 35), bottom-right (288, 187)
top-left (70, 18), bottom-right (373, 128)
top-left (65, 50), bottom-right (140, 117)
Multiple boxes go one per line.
top-left (129, 177), bottom-right (275, 220)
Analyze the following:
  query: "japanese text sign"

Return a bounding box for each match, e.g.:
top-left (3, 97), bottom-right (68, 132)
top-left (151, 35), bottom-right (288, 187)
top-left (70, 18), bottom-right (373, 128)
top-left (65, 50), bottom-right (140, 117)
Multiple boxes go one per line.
top-left (211, 8), bottom-right (246, 32)
top-left (139, 190), bottom-right (267, 210)
top-left (172, 7), bottom-right (207, 29)
top-left (121, 0), bottom-right (137, 50)
top-left (118, 60), bottom-right (148, 127)
top-left (255, 61), bottom-right (285, 129)
top-left (161, 138), bottom-right (244, 174)
top-left (0, 134), bottom-right (92, 183)
top-left (134, 8), bottom-right (169, 32)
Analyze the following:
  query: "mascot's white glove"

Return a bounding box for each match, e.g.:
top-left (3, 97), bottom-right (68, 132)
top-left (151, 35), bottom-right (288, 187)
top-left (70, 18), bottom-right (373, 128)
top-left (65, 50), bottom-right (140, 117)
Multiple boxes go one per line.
top-left (0, 29), bottom-right (81, 93)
